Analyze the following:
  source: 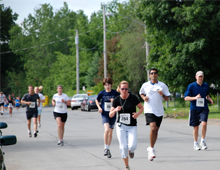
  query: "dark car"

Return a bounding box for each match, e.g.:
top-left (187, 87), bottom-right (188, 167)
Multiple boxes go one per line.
top-left (81, 95), bottom-right (98, 111)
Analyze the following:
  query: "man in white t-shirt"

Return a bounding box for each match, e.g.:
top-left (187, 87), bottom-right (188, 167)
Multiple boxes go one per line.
top-left (139, 68), bottom-right (170, 161)
top-left (34, 87), bottom-right (45, 128)
top-left (0, 92), bottom-right (6, 115)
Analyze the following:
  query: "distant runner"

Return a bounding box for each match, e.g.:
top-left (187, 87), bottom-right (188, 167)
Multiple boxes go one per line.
top-left (0, 92), bottom-right (6, 115)
top-left (184, 71), bottom-right (213, 151)
top-left (21, 85), bottom-right (40, 138)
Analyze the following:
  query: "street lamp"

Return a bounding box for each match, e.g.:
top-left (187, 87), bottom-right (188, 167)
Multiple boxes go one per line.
top-left (104, 11), bottom-right (150, 80)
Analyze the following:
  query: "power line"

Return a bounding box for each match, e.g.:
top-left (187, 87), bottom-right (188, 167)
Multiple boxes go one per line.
top-left (105, 23), bottom-right (134, 34)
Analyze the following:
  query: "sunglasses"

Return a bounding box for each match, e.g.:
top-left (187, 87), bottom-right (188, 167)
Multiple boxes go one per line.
top-left (121, 88), bottom-right (129, 91)
top-left (150, 72), bottom-right (158, 75)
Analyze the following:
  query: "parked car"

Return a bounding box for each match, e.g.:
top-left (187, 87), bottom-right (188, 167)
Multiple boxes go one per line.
top-left (81, 95), bottom-right (98, 111)
top-left (71, 94), bottom-right (88, 110)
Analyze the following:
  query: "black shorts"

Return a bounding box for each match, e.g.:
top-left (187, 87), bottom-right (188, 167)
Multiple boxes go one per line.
top-left (145, 113), bottom-right (163, 128)
top-left (53, 112), bottom-right (68, 122)
top-left (26, 112), bottom-right (38, 120)
top-left (0, 103), bottom-right (4, 107)
top-left (189, 109), bottom-right (209, 127)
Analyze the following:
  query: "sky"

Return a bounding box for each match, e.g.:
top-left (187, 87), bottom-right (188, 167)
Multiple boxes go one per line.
top-left (2, 0), bottom-right (128, 25)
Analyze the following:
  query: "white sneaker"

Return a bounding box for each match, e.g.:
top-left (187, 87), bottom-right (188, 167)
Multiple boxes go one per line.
top-left (147, 147), bottom-right (156, 161)
top-left (194, 142), bottom-right (201, 151)
top-left (200, 141), bottom-right (207, 150)
top-left (38, 123), bottom-right (41, 128)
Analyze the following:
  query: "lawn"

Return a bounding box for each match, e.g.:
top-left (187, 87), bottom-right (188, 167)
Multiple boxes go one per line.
top-left (138, 101), bottom-right (220, 119)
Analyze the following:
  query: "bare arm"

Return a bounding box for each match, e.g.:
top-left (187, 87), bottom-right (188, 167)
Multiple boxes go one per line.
top-left (95, 99), bottom-right (102, 113)
top-left (109, 106), bottom-right (122, 118)
top-left (206, 95), bottom-right (213, 105)
top-left (185, 94), bottom-right (201, 101)
top-left (132, 103), bottom-right (143, 119)
top-left (140, 94), bottom-right (149, 102)
top-left (21, 100), bottom-right (31, 105)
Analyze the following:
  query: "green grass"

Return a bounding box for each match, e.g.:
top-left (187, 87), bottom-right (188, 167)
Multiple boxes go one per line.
top-left (137, 101), bottom-right (220, 119)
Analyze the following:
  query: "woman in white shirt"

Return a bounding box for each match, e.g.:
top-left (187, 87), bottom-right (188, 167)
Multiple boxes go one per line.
top-left (52, 85), bottom-right (70, 146)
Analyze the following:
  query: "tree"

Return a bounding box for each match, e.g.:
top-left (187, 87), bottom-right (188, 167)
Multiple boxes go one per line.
top-left (136, 0), bottom-right (220, 93)
top-left (0, 4), bottom-right (24, 95)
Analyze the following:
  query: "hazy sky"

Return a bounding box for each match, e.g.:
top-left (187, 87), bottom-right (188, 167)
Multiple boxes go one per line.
top-left (2, 0), bottom-right (128, 25)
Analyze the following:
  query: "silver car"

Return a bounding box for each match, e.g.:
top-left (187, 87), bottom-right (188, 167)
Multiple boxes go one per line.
top-left (71, 94), bottom-right (88, 110)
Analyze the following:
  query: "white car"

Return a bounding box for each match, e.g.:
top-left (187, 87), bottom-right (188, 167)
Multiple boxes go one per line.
top-left (71, 94), bottom-right (88, 110)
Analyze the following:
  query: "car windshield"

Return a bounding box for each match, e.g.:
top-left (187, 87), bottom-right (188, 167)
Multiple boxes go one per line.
top-left (73, 95), bottom-right (87, 98)
top-left (88, 95), bottom-right (97, 99)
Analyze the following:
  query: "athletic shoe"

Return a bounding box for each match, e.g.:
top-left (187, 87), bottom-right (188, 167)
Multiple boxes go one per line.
top-left (28, 131), bottom-right (32, 137)
top-left (200, 141), bottom-right (207, 150)
top-left (125, 166), bottom-right (130, 170)
top-left (129, 151), bottom-right (134, 159)
top-left (58, 140), bottom-right (64, 146)
top-left (107, 149), bottom-right (112, 158)
top-left (34, 132), bottom-right (38, 137)
top-left (147, 147), bottom-right (156, 161)
top-left (194, 142), bottom-right (201, 151)
top-left (36, 130), bottom-right (39, 133)
top-left (103, 149), bottom-right (108, 156)
top-left (1, 113), bottom-right (3, 115)
top-left (38, 123), bottom-right (41, 128)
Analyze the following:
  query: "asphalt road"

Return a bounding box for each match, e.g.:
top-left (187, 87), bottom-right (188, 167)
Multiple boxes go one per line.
top-left (1, 106), bottom-right (220, 170)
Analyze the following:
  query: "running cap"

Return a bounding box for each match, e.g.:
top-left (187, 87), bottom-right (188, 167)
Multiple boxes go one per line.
top-left (196, 71), bottom-right (204, 77)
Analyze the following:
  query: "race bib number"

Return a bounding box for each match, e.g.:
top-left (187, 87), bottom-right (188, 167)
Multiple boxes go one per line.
top-left (196, 98), bottom-right (204, 107)
top-left (104, 102), bottom-right (112, 112)
top-left (56, 103), bottom-right (65, 112)
top-left (120, 113), bottom-right (130, 125)
top-left (29, 102), bottom-right (36, 108)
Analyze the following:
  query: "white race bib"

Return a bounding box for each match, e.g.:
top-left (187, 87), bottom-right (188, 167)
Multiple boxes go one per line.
top-left (196, 98), bottom-right (204, 107)
top-left (56, 103), bottom-right (65, 112)
top-left (104, 102), bottom-right (112, 112)
top-left (120, 113), bottom-right (130, 125)
top-left (29, 102), bottom-right (36, 108)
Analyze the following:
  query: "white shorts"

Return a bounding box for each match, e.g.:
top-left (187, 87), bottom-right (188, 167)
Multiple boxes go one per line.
top-left (8, 103), bottom-right (13, 108)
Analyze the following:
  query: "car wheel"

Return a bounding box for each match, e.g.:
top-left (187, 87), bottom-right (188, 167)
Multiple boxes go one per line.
top-left (71, 107), bottom-right (75, 110)
top-left (88, 104), bottom-right (91, 111)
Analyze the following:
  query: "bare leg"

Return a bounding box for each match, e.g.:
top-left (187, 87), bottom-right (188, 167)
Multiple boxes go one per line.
top-left (123, 157), bottom-right (129, 168)
top-left (56, 117), bottom-right (65, 140)
top-left (27, 119), bottom-right (31, 131)
top-left (149, 122), bottom-right (159, 148)
top-left (37, 115), bottom-right (41, 124)
top-left (201, 121), bottom-right (207, 140)
top-left (193, 126), bottom-right (199, 142)
top-left (33, 118), bottom-right (37, 132)
top-left (107, 128), bottom-right (113, 146)
top-left (104, 123), bottom-right (110, 146)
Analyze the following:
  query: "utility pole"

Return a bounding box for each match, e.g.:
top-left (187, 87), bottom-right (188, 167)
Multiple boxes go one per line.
top-left (145, 27), bottom-right (150, 81)
top-left (103, 4), bottom-right (107, 78)
top-left (75, 29), bottom-right (79, 94)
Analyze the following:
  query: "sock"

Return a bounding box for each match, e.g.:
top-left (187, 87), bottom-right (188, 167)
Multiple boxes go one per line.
top-left (106, 145), bottom-right (110, 150)
top-left (28, 130), bottom-right (31, 133)
top-left (60, 139), bottom-right (63, 142)
top-left (194, 141), bottom-right (198, 144)
top-left (201, 138), bottom-right (205, 143)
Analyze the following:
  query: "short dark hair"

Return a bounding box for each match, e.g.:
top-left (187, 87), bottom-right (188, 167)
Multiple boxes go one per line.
top-left (149, 68), bottom-right (158, 74)
top-left (28, 85), bottom-right (34, 89)
top-left (57, 85), bottom-right (63, 89)
top-left (103, 77), bottom-right (113, 85)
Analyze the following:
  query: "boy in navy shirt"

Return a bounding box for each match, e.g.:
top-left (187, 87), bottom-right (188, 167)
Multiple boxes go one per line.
top-left (96, 77), bottom-right (119, 158)
top-left (184, 71), bottom-right (213, 151)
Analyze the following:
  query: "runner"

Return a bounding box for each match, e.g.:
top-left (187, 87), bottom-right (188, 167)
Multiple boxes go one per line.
top-left (15, 96), bottom-right (20, 110)
top-left (95, 77), bottom-right (120, 158)
top-left (0, 92), bottom-right (6, 115)
top-left (139, 68), bottom-right (170, 161)
top-left (4, 96), bottom-right (8, 111)
top-left (21, 85), bottom-right (40, 138)
top-left (184, 71), bottom-right (213, 151)
top-left (34, 87), bottom-right (45, 128)
top-left (52, 85), bottom-right (70, 146)
top-left (109, 81), bottom-right (143, 170)
top-left (8, 95), bottom-right (15, 117)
